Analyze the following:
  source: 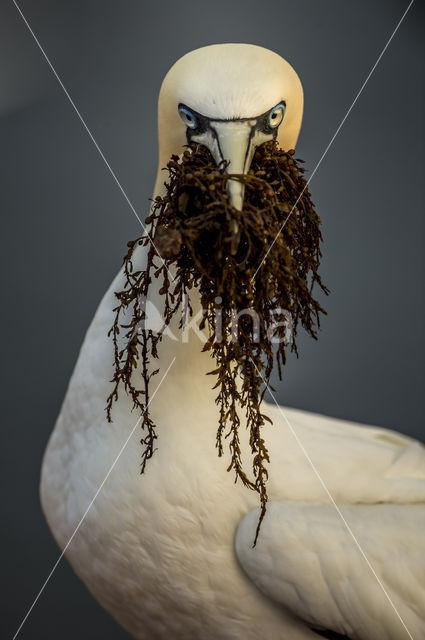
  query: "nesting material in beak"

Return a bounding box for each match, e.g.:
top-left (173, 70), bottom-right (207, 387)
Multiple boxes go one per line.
top-left (188, 116), bottom-right (276, 212)
top-left (107, 140), bottom-right (328, 544)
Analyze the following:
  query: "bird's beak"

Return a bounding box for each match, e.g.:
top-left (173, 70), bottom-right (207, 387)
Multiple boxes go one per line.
top-left (209, 120), bottom-right (257, 210)
top-left (192, 120), bottom-right (259, 211)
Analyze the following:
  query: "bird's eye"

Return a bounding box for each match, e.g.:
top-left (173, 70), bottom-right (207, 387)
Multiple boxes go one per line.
top-left (178, 105), bottom-right (198, 129)
top-left (267, 102), bottom-right (286, 129)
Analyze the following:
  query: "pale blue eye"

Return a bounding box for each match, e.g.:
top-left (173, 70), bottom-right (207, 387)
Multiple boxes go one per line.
top-left (268, 102), bottom-right (285, 129)
top-left (178, 105), bottom-right (198, 129)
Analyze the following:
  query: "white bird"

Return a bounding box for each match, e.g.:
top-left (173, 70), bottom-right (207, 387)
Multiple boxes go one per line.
top-left (41, 43), bottom-right (425, 640)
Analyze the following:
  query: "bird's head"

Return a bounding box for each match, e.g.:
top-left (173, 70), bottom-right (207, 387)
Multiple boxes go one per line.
top-left (156, 43), bottom-right (303, 210)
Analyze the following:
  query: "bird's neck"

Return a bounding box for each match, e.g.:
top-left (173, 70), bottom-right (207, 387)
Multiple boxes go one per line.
top-left (128, 169), bottom-right (216, 392)
top-left (143, 258), bottom-right (216, 392)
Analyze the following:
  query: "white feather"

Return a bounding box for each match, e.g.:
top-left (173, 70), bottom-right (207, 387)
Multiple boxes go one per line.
top-left (236, 503), bottom-right (425, 640)
top-left (41, 44), bottom-right (425, 639)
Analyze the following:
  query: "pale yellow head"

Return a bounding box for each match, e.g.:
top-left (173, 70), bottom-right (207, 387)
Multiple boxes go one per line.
top-left (155, 43), bottom-right (304, 208)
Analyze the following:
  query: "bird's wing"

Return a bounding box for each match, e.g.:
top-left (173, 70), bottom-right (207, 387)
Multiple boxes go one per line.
top-left (258, 403), bottom-right (425, 505)
top-left (235, 502), bottom-right (425, 640)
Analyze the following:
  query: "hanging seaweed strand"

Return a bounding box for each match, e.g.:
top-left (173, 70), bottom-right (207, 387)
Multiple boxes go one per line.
top-left (106, 140), bottom-right (328, 544)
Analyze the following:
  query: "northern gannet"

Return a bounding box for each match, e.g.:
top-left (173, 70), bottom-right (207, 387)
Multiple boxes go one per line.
top-left (41, 43), bottom-right (425, 640)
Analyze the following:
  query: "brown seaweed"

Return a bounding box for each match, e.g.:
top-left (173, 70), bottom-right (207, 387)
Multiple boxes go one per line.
top-left (106, 140), bottom-right (328, 544)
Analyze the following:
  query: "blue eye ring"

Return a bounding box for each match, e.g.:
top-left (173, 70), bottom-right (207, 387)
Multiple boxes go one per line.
top-left (267, 102), bottom-right (286, 129)
top-left (178, 105), bottom-right (198, 129)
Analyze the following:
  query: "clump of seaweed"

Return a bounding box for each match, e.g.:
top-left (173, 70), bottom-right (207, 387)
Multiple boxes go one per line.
top-left (106, 140), bottom-right (328, 543)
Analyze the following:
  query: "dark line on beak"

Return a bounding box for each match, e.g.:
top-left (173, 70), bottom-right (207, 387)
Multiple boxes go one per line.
top-left (243, 124), bottom-right (256, 174)
top-left (209, 124), bottom-right (225, 168)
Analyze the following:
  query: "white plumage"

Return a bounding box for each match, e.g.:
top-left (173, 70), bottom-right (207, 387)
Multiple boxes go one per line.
top-left (41, 44), bottom-right (425, 640)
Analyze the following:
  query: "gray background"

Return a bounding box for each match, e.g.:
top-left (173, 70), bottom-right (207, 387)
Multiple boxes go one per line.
top-left (1, 0), bottom-right (424, 638)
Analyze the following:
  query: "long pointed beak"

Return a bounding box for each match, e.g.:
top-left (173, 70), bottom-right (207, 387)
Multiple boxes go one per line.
top-left (191, 120), bottom-right (258, 211)
top-left (208, 120), bottom-right (256, 210)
